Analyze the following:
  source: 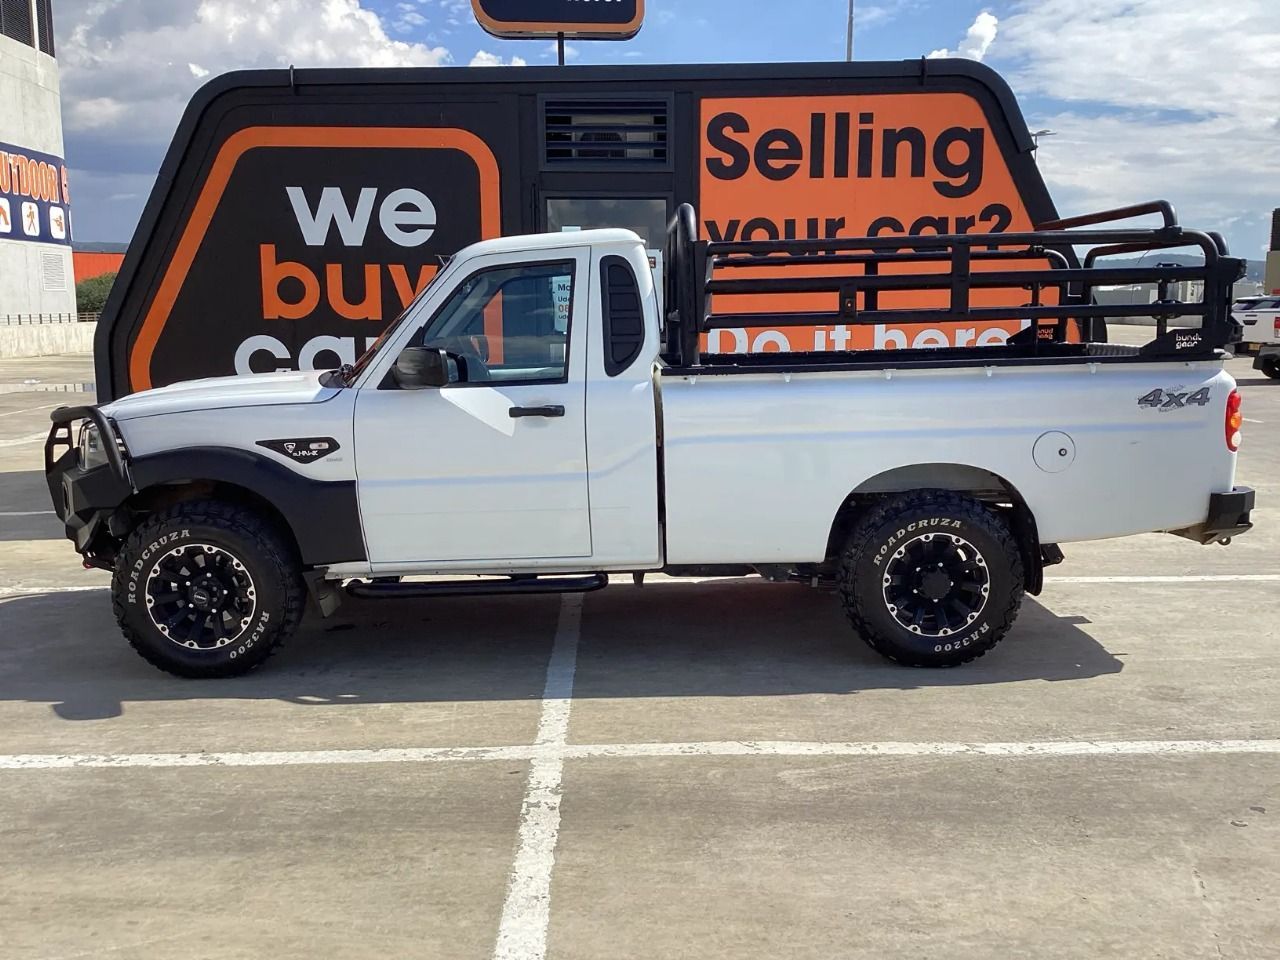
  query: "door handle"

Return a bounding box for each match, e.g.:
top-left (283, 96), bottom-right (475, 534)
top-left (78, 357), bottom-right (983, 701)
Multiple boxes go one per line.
top-left (509, 405), bottom-right (566, 419)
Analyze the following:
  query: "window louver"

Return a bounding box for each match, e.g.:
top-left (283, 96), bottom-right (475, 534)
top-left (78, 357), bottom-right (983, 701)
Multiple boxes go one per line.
top-left (544, 99), bottom-right (669, 167)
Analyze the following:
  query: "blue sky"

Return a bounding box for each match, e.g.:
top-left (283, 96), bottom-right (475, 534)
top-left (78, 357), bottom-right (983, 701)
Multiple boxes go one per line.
top-left (52, 0), bottom-right (1279, 257)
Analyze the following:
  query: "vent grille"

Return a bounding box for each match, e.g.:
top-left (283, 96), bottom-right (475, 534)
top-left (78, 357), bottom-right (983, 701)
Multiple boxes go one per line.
top-left (36, 0), bottom-right (53, 55)
top-left (545, 99), bottom-right (668, 167)
top-left (41, 250), bottom-right (67, 292)
top-left (0, 0), bottom-right (34, 47)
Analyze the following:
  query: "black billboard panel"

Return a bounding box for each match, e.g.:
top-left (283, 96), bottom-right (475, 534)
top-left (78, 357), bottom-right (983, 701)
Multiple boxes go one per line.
top-left (473, 0), bottom-right (644, 38)
top-left (126, 127), bottom-right (500, 392)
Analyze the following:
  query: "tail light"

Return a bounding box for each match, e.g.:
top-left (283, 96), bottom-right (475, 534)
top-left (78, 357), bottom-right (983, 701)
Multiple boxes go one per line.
top-left (1274, 318), bottom-right (1280, 337)
top-left (1226, 389), bottom-right (1243, 452)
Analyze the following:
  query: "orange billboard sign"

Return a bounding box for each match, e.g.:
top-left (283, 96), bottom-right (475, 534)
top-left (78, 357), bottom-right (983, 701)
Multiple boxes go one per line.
top-left (700, 93), bottom-right (1045, 353)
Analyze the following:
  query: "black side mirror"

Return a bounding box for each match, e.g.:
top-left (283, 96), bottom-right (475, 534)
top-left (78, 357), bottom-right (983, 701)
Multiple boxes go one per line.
top-left (393, 347), bottom-right (451, 390)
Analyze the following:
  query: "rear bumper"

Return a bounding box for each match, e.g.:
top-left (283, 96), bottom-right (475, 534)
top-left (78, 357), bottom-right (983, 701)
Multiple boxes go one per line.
top-left (1170, 487), bottom-right (1255, 545)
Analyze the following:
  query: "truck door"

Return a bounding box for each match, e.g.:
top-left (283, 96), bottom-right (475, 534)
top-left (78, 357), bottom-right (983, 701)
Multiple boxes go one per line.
top-left (354, 249), bottom-right (592, 566)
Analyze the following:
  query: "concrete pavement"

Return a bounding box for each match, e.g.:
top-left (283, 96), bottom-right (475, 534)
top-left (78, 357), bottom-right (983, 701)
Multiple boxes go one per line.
top-left (0, 346), bottom-right (1276, 959)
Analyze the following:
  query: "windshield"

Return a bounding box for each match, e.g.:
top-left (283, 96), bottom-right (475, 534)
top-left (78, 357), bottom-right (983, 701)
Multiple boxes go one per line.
top-left (343, 257), bottom-right (453, 383)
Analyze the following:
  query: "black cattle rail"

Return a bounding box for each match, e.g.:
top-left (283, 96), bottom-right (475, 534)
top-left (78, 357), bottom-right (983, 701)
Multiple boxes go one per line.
top-left (661, 201), bottom-right (1246, 372)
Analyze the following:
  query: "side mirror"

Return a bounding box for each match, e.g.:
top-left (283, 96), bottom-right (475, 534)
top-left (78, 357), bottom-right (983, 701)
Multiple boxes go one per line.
top-left (393, 347), bottom-right (451, 390)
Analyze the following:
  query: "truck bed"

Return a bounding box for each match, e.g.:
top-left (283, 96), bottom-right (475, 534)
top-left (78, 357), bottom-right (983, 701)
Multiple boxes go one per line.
top-left (658, 357), bottom-right (1236, 565)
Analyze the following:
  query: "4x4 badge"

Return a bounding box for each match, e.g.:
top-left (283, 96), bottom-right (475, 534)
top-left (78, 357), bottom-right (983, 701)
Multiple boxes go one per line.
top-left (257, 437), bottom-right (341, 463)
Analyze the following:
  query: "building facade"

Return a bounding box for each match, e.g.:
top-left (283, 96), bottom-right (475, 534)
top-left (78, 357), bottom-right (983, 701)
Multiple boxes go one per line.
top-left (0, 0), bottom-right (75, 319)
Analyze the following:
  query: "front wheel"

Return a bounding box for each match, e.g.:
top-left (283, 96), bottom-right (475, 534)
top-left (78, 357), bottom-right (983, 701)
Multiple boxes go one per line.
top-left (837, 491), bottom-right (1025, 667)
top-left (1260, 357), bottom-right (1280, 380)
top-left (111, 500), bottom-right (305, 678)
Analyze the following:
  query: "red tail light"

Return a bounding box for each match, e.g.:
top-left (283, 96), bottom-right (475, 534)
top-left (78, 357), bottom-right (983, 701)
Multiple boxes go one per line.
top-left (1226, 389), bottom-right (1243, 452)
top-left (1274, 318), bottom-right (1280, 337)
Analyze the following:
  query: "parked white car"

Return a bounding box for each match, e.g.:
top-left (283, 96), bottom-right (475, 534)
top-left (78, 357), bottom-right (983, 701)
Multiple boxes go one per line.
top-left (1233, 296), bottom-right (1280, 378)
top-left (46, 202), bottom-right (1254, 677)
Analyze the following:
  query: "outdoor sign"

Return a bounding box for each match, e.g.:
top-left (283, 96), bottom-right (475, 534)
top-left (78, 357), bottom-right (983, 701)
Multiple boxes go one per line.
top-left (0, 140), bottom-right (71, 246)
top-left (700, 93), bottom-right (1049, 352)
top-left (472, 0), bottom-right (644, 39)
top-left (97, 63), bottom-right (1061, 400)
top-left (126, 126), bottom-right (500, 392)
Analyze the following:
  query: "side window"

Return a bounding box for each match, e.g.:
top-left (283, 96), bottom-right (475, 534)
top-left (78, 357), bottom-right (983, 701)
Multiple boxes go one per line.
top-left (600, 256), bottom-right (645, 377)
top-left (412, 261), bottom-right (575, 384)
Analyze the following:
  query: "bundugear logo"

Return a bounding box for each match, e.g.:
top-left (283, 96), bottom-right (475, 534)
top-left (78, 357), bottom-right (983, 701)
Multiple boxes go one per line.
top-left (131, 128), bottom-right (500, 392)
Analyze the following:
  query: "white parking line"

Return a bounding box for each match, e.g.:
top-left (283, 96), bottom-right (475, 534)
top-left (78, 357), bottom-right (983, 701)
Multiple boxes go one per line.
top-left (0, 401), bottom-right (61, 418)
top-left (2, 738), bottom-right (1277, 771)
top-left (5, 575), bottom-right (1280, 600)
top-left (1047, 575), bottom-right (1280, 584)
top-left (0, 585), bottom-right (107, 598)
top-left (0, 431), bottom-right (48, 447)
top-left (493, 593), bottom-right (583, 960)
top-left (0, 510), bottom-right (55, 517)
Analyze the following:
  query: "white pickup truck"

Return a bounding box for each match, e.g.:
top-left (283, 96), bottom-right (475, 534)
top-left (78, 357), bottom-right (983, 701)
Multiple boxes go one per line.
top-left (47, 202), bottom-right (1254, 678)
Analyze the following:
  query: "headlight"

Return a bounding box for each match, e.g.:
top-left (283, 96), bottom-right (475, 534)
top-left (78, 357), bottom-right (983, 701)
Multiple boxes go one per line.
top-left (78, 422), bottom-right (109, 470)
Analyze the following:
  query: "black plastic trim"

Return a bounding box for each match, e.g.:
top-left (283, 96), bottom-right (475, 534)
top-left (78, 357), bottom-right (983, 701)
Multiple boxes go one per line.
top-left (600, 254), bottom-right (646, 376)
top-left (346, 573), bottom-right (608, 600)
top-left (130, 447), bottom-right (367, 565)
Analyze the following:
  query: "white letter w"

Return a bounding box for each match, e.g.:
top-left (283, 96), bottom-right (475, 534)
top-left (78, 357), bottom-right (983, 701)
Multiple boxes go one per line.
top-left (285, 186), bottom-right (377, 247)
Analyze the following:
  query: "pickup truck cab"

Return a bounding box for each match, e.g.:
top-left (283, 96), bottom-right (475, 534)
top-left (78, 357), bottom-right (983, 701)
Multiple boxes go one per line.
top-left (47, 202), bottom-right (1255, 677)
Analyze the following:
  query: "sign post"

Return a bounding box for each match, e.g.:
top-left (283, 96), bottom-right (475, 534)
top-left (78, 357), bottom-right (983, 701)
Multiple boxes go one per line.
top-left (472, 0), bottom-right (645, 49)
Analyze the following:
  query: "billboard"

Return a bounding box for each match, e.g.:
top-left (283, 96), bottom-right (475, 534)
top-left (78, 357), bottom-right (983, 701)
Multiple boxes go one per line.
top-left (700, 93), bottom-right (1048, 352)
top-left (473, 0), bottom-right (644, 39)
top-left (97, 63), bottom-right (1059, 399)
top-left (0, 140), bottom-right (72, 246)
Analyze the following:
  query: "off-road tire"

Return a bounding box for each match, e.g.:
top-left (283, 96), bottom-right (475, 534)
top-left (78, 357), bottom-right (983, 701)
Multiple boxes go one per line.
top-left (111, 500), bottom-right (305, 678)
top-left (1260, 358), bottom-right (1280, 380)
top-left (838, 490), bottom-right (1024, 667)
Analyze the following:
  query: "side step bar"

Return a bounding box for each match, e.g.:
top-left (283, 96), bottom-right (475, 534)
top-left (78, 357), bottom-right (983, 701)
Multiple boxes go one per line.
top-left (345, 573), bottom-right (609, 600)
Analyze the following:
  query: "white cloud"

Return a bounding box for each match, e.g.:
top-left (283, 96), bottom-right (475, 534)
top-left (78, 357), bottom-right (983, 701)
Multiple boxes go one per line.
top-left (56, 0), bottom-right (452, 146)
top-left (469, 50), bottom-right (528, 67)
top-left (994, 0), bottom-right (1280, 255)
top-left (927, 11), bottom-right (997, 61)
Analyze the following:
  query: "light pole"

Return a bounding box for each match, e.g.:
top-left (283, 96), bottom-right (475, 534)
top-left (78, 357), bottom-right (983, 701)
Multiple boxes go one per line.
top-left (846, 0), bottom-right (855, 61)
top-left (1032, 129), bottom-right (1058, 151)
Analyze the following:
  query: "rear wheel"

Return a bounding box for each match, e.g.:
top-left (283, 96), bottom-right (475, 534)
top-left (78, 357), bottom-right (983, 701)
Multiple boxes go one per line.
top-left (1260, 357), bottom-right (1280, 380)
top-left (837, 491), bottom-right (1024, 667)
top-left (111, 500), bottom-right (305, 678)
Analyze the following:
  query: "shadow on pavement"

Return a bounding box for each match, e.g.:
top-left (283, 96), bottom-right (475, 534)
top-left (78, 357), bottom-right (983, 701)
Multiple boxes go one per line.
top-left (0, 579), bottom-right (1122, 723)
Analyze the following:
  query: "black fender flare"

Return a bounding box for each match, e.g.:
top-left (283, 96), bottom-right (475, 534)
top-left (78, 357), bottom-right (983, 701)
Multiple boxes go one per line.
top-left (129, 446), bottom-right (366, 566)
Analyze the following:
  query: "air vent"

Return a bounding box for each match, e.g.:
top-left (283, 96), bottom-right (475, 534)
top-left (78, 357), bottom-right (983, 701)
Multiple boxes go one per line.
top-left (544, 99), bottom-right (669, 167)
top-left (0, 0), bottom-right (35, 47)
top-left (41, 251), bottom-right (67, 292)
top-left (36, 0), bottom-right (53, 56)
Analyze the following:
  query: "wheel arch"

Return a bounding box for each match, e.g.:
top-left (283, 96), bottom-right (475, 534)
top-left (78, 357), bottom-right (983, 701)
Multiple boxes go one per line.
top-left (121, 447), bottom-right (366, 568)
top-left (825, 462), bottom-right (1048, 595)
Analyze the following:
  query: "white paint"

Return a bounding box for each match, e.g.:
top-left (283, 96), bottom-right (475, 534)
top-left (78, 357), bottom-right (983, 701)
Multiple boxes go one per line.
top-left (0, 510), bottom-right (55, 517)
top-left (0, 431), bottom-right (50, 447)
top-left (0, 585), bottom-right (107, 598)
top-left (1047, 574), bottom-right (1280, 584)
top-left (492, 594), bottom-right (583, 960)
top-left (558, 739), bottom-right (1280, 760)
top-left (3, 737), bottom-right (1278, 772)
top-left (0, 401), bottom-right (61, 418)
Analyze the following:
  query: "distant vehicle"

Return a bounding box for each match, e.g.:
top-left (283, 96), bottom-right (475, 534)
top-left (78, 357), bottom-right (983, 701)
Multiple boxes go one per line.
top-left (1233, 296), bottom-right (1280, 378)
top-left (46, 201), bottom-right (1253, 678)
